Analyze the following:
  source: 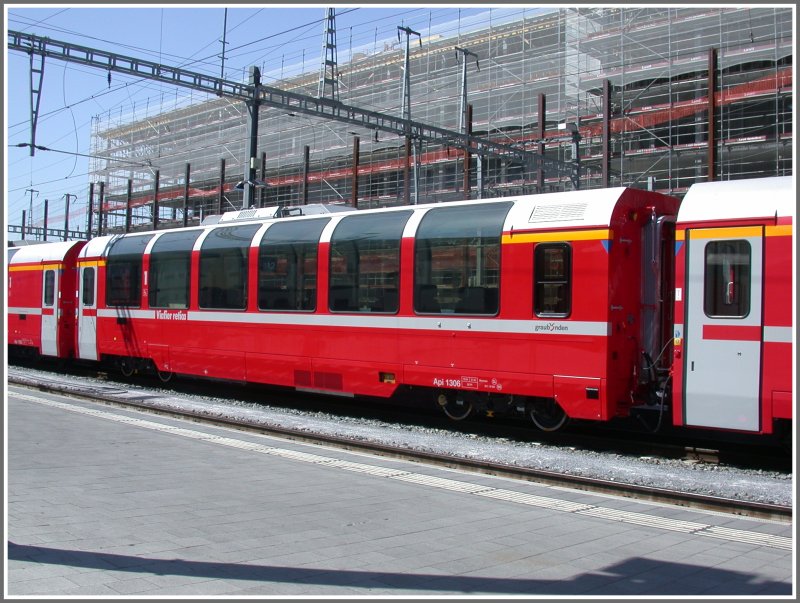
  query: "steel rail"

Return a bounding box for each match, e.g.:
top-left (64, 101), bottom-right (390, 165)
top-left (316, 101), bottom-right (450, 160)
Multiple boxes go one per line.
top-left (8, 375), bottom-right (791, 522)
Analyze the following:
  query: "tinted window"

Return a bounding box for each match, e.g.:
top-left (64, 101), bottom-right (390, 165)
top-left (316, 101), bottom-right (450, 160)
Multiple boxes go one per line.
top-left (43, 270), bottom-right (55, 306)
top-left (82, 267), bottom-right (95, 306)
top-left (199, 225), bottom-right (259, 310)
top-left (106, 235), bottom-right (154, 307)
top-left (414, 202), bottom-right (512, 315)
top-left (258, 219), bottom-right (328, 311)
top-left (704, 240), bottom-right (751, 318)
top-left (329, 211), bottom-right (412, 313)
top-left (534, 243), bottom-right (571, 317)
top-left (149, 230), bottom-right (202, 309)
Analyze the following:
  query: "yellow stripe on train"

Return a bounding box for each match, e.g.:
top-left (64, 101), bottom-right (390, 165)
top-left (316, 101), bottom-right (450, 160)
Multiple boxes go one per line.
top-left (676, 224), bottom-right (793, 241)
top-left (8, 263), bottom-right (64, 272)
top-left (502, 228), bottom-right (611, 244)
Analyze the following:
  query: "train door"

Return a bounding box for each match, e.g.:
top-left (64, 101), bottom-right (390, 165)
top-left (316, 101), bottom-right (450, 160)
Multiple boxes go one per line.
top-left (77, 265), bottom-right (98, 360)
top-left (683, 227), bottom-right (763, 431)
top-left (40, 268), bottom-right (58, 356)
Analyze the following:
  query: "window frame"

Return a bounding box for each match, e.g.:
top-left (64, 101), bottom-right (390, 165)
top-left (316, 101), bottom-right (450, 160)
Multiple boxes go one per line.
top-left (328, 211), bottom-right (412, 314)
top-left (198, 224), bottom-right (260, 311)
top-left (148, 230), bottom-right (202, 310)
top-left (257, 218), bottom-right (329, 312)
top-left (105, 235), bottom-right (154, 308)
top-left (413, 202), bottom-right (512, 316)
top-left (43, 270), bottom-right (55, 307)
top-left (82, 267), bottom-right (95, 307)
top-left (533, 242), bottom-right (572, 318)
top-left (703, 239), bottom-right (751, 319)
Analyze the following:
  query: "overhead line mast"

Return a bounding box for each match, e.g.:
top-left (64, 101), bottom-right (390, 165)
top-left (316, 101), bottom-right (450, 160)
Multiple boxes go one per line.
top-left (317, 8), bottom-right (339, 102)
top-left (8, 29), bottom-right (579, 189)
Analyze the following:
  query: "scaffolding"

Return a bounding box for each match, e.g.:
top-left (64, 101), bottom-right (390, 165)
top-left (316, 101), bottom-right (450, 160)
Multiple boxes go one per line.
top-left (89, 7), bottom-right (793, 233)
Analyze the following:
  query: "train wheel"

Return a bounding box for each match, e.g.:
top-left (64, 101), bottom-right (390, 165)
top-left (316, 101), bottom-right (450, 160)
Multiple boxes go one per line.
top-left (437, 391), bottom-right (473, 421)
top-left (119, 359), bottom-right (135, 378)
top-left (529, 398), bottom-right (567, 432)
top-left (156, 369), bottom-right (174, 383)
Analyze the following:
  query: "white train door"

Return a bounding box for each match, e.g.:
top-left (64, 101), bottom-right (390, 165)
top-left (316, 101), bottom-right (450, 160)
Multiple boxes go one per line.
top-left (683, 227), bottom-right (763, 431)
top-left (40, 268), bottom-right (58, 356)
top-left (77, 265), bottom-right (98, 361)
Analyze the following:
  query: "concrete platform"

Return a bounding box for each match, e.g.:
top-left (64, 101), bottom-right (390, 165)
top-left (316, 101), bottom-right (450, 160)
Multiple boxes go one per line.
top-left (6, 384), bottom-right (794, 596)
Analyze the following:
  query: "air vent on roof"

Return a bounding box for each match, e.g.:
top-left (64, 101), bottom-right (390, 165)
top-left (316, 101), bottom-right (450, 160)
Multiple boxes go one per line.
top-left (529, 203), bottom-right (588, 223)
top-left (236, 209), bottom-right (258, 220)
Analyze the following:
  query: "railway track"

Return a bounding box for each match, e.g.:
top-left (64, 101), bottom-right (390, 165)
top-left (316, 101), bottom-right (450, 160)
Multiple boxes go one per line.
top-left (9, 359), bottom-right (791, 472)
top-left (8, 365), bottom-right (792, 522)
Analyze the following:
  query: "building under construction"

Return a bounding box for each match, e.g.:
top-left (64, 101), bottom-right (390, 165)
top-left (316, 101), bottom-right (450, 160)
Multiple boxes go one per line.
top-left (89, 7), bottom-right (793, 233)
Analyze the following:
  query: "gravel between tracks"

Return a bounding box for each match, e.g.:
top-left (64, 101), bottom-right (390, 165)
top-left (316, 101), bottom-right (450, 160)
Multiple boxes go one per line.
top-left (8, 366), bottom-right (794, 507)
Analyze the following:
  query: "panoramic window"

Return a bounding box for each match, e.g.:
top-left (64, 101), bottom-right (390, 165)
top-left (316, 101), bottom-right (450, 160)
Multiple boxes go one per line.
top-left (414, 202), bottom-right (512, 315)
top-left (534, 243), bottom-right (571, 317)
top-left (198, 225), bottom-right (260, 310)
top-left (329, 211), bottom-right (412, 313)
top-left (258, 218), bottom-right (329, 311)
top-left (148, 230), bottom-right (202, 309)
top-left (704, 240), bottom-right (751, 318)
top-left (106, 235), bottom-right (154, 307)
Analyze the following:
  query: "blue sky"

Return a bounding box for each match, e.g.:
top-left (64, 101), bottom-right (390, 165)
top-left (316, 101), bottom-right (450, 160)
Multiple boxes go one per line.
top-left (5, 4), bottom-right (508, 238)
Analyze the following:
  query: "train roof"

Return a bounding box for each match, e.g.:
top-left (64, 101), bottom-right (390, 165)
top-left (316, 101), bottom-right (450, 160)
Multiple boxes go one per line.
top-left (73, 186), bottom-right (674, 254)
top-left (7, 240), bottom-right (86, 265)
top-left (677, 176), bottom-right (794, 224)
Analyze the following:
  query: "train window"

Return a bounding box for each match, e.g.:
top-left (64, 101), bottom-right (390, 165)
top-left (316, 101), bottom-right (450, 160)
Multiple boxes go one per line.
top-left (106, 235), bottom-right (154, 307)
top-left (198, 224), bottom-right (260, 310)
top-left (704, 240), bottom-right (751, 318)
top-left (329, 211), bottom-right (412, 313)
top-left (534, 243), bottom-right (571, 317)
top-left (149, 230), bottom-right (202, 309)
top-left (43, 270), bottom-right (55, 307)
top-left (82, 268), bottom-right (95, 307)
top-left (258, 218), bottom-right (329, 312)
top-left (414, 202), bottom-right (512, 315)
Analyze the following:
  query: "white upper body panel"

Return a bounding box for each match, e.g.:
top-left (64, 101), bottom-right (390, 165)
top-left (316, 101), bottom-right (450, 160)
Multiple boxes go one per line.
top-left (504, 187), bottom-right (629, 232)
top-left (677, 176), bottom-right (794, 225)
top-left (7, 240), bottom-right (86, 265)
top-left (78, 235), bottom-right (120, 259)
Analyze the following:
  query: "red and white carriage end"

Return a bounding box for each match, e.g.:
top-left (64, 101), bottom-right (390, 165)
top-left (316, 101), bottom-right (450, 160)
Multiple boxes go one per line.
top-left (672, 176), bottom-right (793, 436)
top-left (7, 240), bottom-right (87, 359)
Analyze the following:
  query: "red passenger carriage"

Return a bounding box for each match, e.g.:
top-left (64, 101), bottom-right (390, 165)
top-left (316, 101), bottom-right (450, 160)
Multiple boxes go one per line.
top-left (69, 187), bottom-right (679, 429)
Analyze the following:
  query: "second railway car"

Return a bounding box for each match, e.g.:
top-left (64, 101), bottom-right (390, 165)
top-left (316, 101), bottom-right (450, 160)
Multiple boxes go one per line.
top-left (671, 176), bottom-right (793, 436)
top-left (71, 186), bottom-right (678, 430)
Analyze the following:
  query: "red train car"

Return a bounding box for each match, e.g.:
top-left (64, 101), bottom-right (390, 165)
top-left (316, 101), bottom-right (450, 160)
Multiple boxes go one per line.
top-left (7, 240), bottom-right (87, 359)
top-left (672, 176), bottom-right (793, 436)
top-left (69, 187), bottom-right (678, 430)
